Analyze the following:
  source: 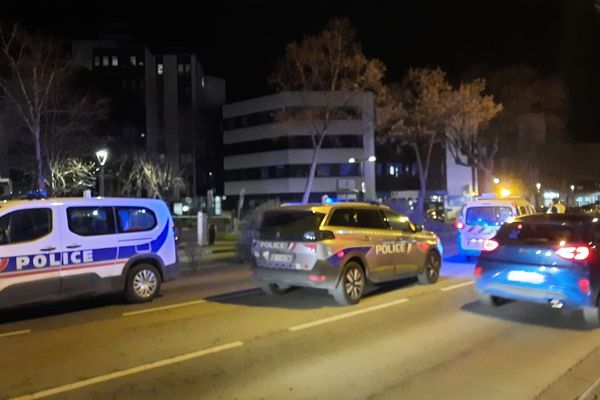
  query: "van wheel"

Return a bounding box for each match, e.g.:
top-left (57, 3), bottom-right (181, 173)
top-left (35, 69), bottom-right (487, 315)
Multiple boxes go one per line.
top-left (418, 252), bottom-right (441, 284)
top-left (332, 261), bottom-right (365, 306)
top-left (125, 264), bottom-right (161, 303)
top-left (583, 307), bottom-right (600, 327)
top-left (261, 282), bottom-right (289, 295)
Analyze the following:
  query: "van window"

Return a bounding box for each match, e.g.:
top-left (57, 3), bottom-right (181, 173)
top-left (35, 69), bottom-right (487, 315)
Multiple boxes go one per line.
top-left (117, 207), bottom-right (157, 233)
top-left (67, 207), bottom-right (116, 236)
top-left (0, 208), bottom-right (52, 245)
top-left (518, 206), bottom-right (529, 216)
top-left (465, 206), bottom-right (514, 226)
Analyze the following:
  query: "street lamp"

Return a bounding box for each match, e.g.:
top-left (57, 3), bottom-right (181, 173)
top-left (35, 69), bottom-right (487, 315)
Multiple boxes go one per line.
top-left (349, 155), bottom-right (376, 200)
top-left (493, 177), bottom-right (500, 185)
top-left (570, 184), bottom-right (575, 207)
top-left (535, 182), bottom-right (542, 211)
top-left (96, 149), bottom-right (109, 196)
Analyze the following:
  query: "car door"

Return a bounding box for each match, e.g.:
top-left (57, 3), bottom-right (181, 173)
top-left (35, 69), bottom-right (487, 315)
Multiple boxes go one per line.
top-left (354, 208), bottom-right (396, 282)
top-left (0, 206), bottom-right (61, 306)
top-left (114, 205), bottom-right (159, 265)
top-left (59, 205), bottom-right (118, 296)
top-left (382, 210), bottom-right (422, 276)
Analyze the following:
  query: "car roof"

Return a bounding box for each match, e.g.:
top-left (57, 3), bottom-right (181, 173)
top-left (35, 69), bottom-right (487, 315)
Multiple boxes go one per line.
top-left (0, 196), bottom-right (166, 211)
top-left (277, 202), bottom-right (391, 214)
top-left (515, 213), bottom-right (599, 224)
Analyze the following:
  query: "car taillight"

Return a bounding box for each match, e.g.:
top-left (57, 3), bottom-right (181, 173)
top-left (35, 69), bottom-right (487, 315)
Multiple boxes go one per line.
top-left (556, 245), bottom-right (590, 261)
top-left (455, 221), bottom-right (464, 230)
top-left (578, 278), bottom-right (591, 295)
top-left (483, 239), bottom-right (499, 252)
top-left (474, 265), bottom-right (483, 279)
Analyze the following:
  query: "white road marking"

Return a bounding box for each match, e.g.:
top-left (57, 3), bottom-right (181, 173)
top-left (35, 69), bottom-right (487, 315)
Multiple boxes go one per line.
top-left (122, 299), bottom-right (207, 316)
top-left (0, 329), bottom-right (31, 339)
top-left (289, 298), bottom-right (410, 332)
top-left (578, 373), bottom-right (600, 400)
top-left (10, 341), bottom-right (244, 400)
top-left (441, 280), bottom-right (475, 292)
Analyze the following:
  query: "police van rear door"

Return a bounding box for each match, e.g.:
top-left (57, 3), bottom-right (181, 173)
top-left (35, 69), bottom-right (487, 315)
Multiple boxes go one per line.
top-left (60, 204), bottom-right (119, 295)
top-left (0, 205), bottom-right (61, 306)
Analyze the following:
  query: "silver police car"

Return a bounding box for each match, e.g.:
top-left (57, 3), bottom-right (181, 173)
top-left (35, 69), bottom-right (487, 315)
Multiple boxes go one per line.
top-left (252, 202), bottom-right (443, 305)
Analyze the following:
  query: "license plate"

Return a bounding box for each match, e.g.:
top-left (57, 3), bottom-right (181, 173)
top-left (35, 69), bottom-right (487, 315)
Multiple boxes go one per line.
top-left (270, 253), bottom-right (294, 263)
top-left (507, 270), bottom-right (545, 284)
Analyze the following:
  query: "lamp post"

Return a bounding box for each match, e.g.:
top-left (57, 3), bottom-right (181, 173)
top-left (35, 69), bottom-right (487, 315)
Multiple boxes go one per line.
top-left (95, 149), bottom-right (109, 196)
top-left (570, 184), bottom-right (575, 207)
top-left (535, 182), bottom-right (541, 211)
top-left (349, 155), bottom-right (376, 200)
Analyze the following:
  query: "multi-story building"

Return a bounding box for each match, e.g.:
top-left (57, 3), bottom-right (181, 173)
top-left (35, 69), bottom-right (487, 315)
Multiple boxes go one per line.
top-left (71, 37), bottom-right (225, 197)
top-left (222, 91), bottom-right (376, 206)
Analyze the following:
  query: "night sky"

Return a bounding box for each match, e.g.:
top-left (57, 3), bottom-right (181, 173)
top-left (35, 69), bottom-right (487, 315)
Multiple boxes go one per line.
top-left (5, 0), bottom-right (600, 140)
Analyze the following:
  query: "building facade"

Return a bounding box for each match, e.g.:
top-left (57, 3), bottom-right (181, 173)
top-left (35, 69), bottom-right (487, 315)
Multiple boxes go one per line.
top-left (71, 38), bottom-right (225, 197)
top-left (223, 92), bottom-right (376, 205)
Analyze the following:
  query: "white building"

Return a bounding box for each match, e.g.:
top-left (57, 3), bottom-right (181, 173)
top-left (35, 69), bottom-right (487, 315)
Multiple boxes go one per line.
top-left (223, 91), bottom-right (375, 203)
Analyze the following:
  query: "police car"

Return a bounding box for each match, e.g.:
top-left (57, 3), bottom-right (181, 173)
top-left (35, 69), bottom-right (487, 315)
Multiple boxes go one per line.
top-left (0, 195), bottom-right (178, 309)
top-left (252, 202), bottom-right (443, 305)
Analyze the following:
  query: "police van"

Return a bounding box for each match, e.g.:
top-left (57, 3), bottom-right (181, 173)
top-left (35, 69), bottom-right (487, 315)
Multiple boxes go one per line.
top-left (455, 193), bottom-right (536, 259)
top-left (252, 202), bottom-right (443, 305)
top-left (0, 195), bottom-right (178, 309)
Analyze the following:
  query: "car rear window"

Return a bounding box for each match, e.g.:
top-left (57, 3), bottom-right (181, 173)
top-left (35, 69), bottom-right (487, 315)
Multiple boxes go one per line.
top-left (260, 210), bottom-right (325, 240)
top-left (465, 206), bottom-right (514, 226)
top-left (496, 222), bottom-right (586, 244)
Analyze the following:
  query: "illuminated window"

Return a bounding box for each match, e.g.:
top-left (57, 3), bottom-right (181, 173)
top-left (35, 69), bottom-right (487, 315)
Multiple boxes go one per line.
top-left (102, 56), bottom-right (109, 66)
top-left (178, 64), bottom-right (184, 74)
top-left (185, 63), bottom-right (191, 73)
top-left (157, 63), bottom-right (164, 75)
top-left (111, 55), bottom-right (118, 66)
top-left (130, 55), bottom-right (136, 66)
top-left (94, 56), bottom-right (100, 66)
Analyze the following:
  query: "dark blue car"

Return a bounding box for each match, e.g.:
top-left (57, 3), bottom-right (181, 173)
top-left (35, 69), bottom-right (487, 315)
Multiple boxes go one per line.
top-left (475, 214), bottom-right (600, 325)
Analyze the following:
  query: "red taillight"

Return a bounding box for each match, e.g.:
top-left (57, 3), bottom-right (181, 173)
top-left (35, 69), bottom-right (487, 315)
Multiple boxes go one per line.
top-left (556, 246), bottom-right (590, 261)
top-left (474, 265), bottom-right (483, 279)
top-left (579, 278), bottom-right (591, 295)
top-left (483, 239), bottom-right (499, 252)
top-left (308, 275), bottom-right (326, 282)
top-left (455, 221), bottom-right (465, 230)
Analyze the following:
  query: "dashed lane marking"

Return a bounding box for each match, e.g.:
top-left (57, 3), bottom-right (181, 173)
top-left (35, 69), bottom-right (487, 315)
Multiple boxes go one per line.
top-left (441, 280), bottom-right (475, 292)
top-left (10, 341), bottom-right (244, 400)
top-left (0, 329), bottom-right (31, 339)
top-left (289, 298), bottom-right (410, 332)
top-left (122, 299), bottom-right (207, 316)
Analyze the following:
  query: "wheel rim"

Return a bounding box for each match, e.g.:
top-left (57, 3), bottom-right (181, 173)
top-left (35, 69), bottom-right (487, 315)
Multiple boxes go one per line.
top-left (344, 266), bottom-right (364, 300)
top-left (133, 269), bottom-right (158, 298)
top-left (426, 253), bottom-right (440, 281)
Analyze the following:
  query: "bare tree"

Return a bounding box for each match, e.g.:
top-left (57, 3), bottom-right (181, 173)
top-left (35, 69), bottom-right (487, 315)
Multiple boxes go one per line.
top-left (269, 17), bottom-right (385, 203)
top-left (376, 68), bottom-right (452, 222)
top-left (121, 154), bottom-right (185, 200)
top-left (48, 156), bottom-right (96, 196)
top-left (0, 23), bottom-right (73, 191)
top-left (444, 79), bottom-right (503, 194)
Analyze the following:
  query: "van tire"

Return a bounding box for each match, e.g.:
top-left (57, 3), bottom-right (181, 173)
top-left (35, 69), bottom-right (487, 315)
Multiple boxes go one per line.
top-left (332, 261), bottom-right (366, 306)
top-left (417, 251), bottom-right (441, 285)
top-left (125, 264), bottom-right (162, 303)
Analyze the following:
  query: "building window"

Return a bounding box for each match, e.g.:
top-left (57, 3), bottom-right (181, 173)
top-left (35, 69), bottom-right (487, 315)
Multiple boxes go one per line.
top-left (177, 64), bottom-right (184, 74)
top-left (94, 56), bottom-right (100, 66)
top-left (102, 56), bottom-right (109, 66)
top-left (317, 165), bottom-right (331, 177)
top-left (111, 55), bottom-right (118, 66)
top-left (157, 63), bottom-right (164, 75)
top-left (185, 63), bottom-right (191, 73)
top-left (130, 55), bottom-right (137, 66)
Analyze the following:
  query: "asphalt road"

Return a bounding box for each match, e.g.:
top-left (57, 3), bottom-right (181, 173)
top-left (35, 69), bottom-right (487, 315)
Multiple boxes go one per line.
top-left (1, 253), bottom-right (600, 399)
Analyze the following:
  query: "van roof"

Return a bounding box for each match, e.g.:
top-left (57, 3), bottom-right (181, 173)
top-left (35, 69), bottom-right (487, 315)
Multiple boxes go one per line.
top-left (0, 196), bottom-right (166, 211)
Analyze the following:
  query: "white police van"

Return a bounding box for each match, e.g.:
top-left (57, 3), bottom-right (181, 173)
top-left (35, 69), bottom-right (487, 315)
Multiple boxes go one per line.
top-left (0, 195), bottom-right (178, 309)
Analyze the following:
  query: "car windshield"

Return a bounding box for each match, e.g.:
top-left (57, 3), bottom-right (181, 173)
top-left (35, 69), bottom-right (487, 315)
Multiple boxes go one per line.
top-left (465, 206), bottom-right (514, 226)
top-left (259, 210), bottom-right (325, 240)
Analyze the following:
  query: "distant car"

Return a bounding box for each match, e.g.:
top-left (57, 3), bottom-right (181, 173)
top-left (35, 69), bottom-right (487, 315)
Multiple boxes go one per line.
top-left (455, 193), bottom-right (536, 259)
top-left (475, 214), bottom-right (600, 325)
top-left (251, 202), bottom-right (443, 305)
